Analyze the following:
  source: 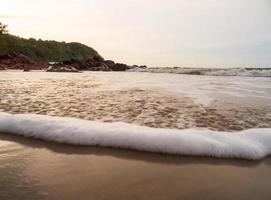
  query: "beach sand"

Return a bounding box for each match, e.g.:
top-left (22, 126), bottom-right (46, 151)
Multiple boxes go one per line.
top-left (1, 134), bottom-right (271, 200)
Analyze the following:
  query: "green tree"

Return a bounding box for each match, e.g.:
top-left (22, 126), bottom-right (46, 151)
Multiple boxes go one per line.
top-left (0, 22), bottom-right (8, 34)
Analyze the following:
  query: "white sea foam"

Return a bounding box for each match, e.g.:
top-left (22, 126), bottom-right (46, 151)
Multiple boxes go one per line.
top-left (0, 112), bottom-right (271, 160)
top-left (1, 71), bottom-right (271, 107)
top-left (128, 67), bottom-right (271, 77)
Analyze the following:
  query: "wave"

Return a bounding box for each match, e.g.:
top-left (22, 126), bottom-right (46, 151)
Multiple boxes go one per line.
top-left (128, 67), bottom-right (271, 77)
top-left (0, 112), bottom-right (271, 160)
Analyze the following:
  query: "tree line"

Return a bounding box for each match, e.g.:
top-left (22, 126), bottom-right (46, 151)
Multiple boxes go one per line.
top-left (0, 22), bottom-right (100, 62)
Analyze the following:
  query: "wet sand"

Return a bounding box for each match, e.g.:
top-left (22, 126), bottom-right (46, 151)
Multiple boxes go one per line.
top-left (1, 134), bottom-right (271, 200)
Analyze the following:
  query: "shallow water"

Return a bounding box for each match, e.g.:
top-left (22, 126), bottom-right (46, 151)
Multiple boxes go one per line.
top-left (0, 71), bottom-right (270, 131)
top-left (1, 134), bottom-right (271, 200)
top-left (1, 72), bottom-right (271, 199)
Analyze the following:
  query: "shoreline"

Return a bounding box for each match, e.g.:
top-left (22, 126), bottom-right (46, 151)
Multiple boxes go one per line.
top-left (0, 71), bottom-right (270, 160)
top-left (1, 68), bottom-right (271, 77)
top-left (1, 112), bottom-right (271, 160)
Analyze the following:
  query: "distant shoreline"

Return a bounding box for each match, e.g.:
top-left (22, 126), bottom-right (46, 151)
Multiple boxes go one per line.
top-left (1, 67), bottom-right (271, 77)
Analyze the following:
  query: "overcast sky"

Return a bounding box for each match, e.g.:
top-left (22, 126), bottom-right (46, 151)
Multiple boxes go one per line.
top-left (0, 0), bottom-right (271, 67)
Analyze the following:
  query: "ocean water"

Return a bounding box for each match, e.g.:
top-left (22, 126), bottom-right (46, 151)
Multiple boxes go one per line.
top-left (1, 71), bottom-right (271, 199)
top-left (0, 71), bottom-right (271, 159)
top-left (129, 67), bottom-right (271, 77)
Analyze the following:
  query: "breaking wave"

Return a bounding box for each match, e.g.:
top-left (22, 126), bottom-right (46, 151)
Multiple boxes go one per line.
top-left (128, 67), bottom-right (271, 77)
top-left (0, 112), bottom-right (271, 160)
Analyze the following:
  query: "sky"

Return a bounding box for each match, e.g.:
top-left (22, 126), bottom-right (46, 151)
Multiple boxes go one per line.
top-left (0, 0), bottom-right (271, 67)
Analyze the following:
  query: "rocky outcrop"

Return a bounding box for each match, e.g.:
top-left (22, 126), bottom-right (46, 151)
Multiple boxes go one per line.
top-left (59, 56), bottom-right (113, 71)
top-left (0, 52), bottom-right (48, 70)
top-left (46, 65), bottom-right (80, 73)
top-left (0, 52), bottom-right (147, 72)
top-left (50, 56), bottom-right (145, 72)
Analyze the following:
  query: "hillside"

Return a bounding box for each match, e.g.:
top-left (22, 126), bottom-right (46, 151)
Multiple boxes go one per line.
top-left (0, 34), bottom-right (101, 62)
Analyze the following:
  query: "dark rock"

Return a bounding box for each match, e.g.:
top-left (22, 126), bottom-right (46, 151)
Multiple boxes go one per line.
top-left (110, 63), bottom-right (130, 71)
top-left (0, 52), bottom-right (48, 70)
top-left (104, 60), bottom-right (115, 66)
top-left (0, 51), bottom-right (147, 72)
top-left (93, 55), bottom-right (104, 62)
top-left (49, 56), bottom-right (146, 72)
top-left (23, 66), bottom-right (30, 72)
top-left (93, 63), bottom-right (112, 71)
top-left (63, 59), bottom-right (80, 65)
top-left (0, 64), bottom-right (6, 70)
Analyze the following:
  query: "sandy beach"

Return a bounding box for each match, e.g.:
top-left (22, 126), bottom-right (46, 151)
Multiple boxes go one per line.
top-left (1, 133), bottom-right (271, 200)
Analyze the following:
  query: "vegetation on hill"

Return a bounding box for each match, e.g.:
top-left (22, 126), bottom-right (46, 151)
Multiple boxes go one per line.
top-left (0, 22), bottom-right (101, 62)
top-left (0, 22), bottom-right (8, 34)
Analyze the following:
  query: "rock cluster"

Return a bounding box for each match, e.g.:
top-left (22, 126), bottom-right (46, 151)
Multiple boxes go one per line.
top-left (49, 56), bottom-right (147, 72)
top-left (0, 52), bottom-right (147, 72)
top-left (0, 52), bottom-right (48, 70)
top-left (46, 65), bottom-right (80, 73)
